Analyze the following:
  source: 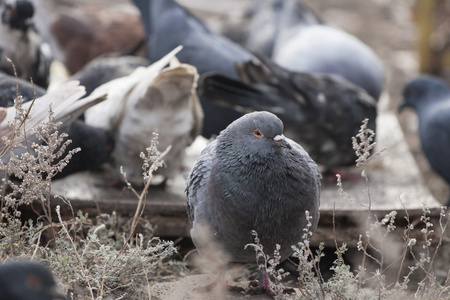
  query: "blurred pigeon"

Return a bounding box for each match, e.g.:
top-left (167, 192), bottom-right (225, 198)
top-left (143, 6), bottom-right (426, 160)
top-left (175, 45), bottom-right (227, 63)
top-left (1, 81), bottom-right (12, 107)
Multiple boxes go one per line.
top-left (186, 111), bottom-right (321, 294)
top-left (0, 261), bottom-right (67, 300)
top-left (227, 0), bottom-right (384, 100)
top-left (51, 120), bottom-right (115, 180)
top-left (0, 80), bottom-right (108, 162)
top-left (85, 47), bottom-right (202, 186)
top-left (273, 24), bottom-right (384, 100)
top-left (399, 75), bottom-right (450, 205)
top-left (199, 54), bottom-right (377, 171)
top-left (133, 0), bottom-right (253, 138)
top-left (239, 0), bottom-right (323, 58)
top-left (31, 0), bottom-right (145, 74)
top-left (1, 0), bottom-right (34, 31)
top-left (0, 0), bottom-right (52, 87)
top-left (70, 55), bottom-right (150, 96)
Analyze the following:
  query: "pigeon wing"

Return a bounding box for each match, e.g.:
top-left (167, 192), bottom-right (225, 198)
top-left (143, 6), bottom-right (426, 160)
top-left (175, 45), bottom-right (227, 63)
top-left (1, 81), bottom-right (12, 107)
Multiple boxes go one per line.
top-left (185, 139), bottom-right (216, 221)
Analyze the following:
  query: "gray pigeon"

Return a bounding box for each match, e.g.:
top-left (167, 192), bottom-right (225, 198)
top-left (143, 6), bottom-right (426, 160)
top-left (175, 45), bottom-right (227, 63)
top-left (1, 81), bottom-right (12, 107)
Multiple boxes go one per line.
top-left (185, 111), bottom-right (321, 294)
top-left (199, 54), bottom-right (377, 171)
top-left (399, 75), bottom-right (450, 205)
top-left (0, 261), bottom-right (67, 300)
top-left (133, 0), bottom-right (252, 138)
top-left (227, 0), bottom-right (384, 100)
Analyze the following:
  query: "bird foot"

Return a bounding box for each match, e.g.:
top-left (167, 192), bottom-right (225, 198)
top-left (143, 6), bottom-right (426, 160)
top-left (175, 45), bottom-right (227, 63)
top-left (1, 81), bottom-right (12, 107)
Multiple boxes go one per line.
top-left (248, 278), bottom-right (275, 296)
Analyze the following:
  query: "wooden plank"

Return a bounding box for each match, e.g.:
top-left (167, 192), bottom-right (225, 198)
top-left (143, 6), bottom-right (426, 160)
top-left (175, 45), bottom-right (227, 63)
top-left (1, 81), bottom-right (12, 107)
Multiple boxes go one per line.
top-left (30, 196), bottom-right (440, 248)
top-left (43, 94), bottom-right (442, 247)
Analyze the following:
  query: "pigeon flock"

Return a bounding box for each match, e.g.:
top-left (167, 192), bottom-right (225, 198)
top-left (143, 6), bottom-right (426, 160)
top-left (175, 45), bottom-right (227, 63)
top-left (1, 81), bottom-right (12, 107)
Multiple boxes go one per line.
top-left (0, 0), bottom-right (446, 297)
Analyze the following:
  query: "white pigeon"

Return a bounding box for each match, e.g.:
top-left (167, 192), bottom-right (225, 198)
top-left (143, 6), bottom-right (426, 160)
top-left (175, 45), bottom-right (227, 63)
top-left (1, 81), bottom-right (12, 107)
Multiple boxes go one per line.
top-left (0, 80), bottom-right (107, 156)
top-left (84, 46), bottom-right (203, 185)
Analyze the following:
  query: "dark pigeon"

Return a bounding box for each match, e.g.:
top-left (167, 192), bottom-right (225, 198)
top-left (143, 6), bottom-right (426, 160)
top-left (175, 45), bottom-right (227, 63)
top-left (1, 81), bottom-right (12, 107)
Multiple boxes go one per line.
top-left (199, 54), bottom-right (377, 170)
top-left (51, 119), bottom-right (115, 180)
top-left (133, 0), bottom-right (253, 138)
top-left (185, 111), bottom-right (321, 294)
top-left (227, 0), bottom-right (384, 100)
top-left (0, 261), bottom-right (67, 300)
top-left (0, 74), bottom-right (113, 179)
top-left (70, 55), bottom-right (150, 96)
top-left (0, 0), bottom-right (52, 88)
top-left (399, 75), bottom-right (450, 205)
top-left (0, 71), bottom-right (47, 106)
top-left (1, 0), bottom-right (34, 32)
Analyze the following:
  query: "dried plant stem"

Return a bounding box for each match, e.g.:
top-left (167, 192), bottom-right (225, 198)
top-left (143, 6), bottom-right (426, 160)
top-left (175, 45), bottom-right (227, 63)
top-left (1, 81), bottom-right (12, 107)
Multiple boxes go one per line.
top-left (0, 217), bottom-right (90, 243)
top-left (427, 207), bottom-right (448, 274)
top-left (130, 145), bottom-right (172, 235)
top-left (332, 202), bottom-right (343, 263)
top-left (298, 286), bottom-right (311, 300)
top-left (31, 231), bottom-right (42, 261)
top-left (143, 265), bottom-right (152, 300)
top-left (397, 197), bottom-right (411, 284)
top-left (56, 205), bottom-right (95, 300)
top-left (439, 271), bottom-right (450, 298)
top-left (0, 61), bottom-right (37, 216)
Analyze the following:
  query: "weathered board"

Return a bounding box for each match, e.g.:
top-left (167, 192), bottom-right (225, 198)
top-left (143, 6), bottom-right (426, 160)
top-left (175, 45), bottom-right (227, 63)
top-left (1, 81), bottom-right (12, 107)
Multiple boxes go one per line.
top-left (47, 95), bottom-right (443, 247)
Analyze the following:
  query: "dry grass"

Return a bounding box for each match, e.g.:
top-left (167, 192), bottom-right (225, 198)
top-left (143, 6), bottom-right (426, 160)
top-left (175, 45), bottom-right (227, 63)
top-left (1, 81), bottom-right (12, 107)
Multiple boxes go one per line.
top-left (0, 92), bottom-right (176, 299)
top-left (0, 89), bottom-right (449, 300)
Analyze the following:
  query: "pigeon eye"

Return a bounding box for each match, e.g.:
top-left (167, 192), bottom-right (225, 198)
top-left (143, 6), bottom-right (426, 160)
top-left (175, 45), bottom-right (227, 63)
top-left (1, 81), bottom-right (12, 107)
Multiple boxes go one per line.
top-left (253, 129), bottom-right (263, 138)
top-left (26, 275), bottom-right (40, 289)
top-left (405, 86), bottom-right (414, 96)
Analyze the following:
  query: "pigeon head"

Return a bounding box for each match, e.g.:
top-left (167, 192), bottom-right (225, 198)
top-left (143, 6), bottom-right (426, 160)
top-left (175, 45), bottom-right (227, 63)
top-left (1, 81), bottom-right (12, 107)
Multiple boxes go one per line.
top-left (400, 75), bottom-right (450, 112)
top-left (218, 111), bottom-right (291, 156)
top-left (0, 261), bottom-right (67, 300)
top-left (1, 0), bottom-right (34, 32)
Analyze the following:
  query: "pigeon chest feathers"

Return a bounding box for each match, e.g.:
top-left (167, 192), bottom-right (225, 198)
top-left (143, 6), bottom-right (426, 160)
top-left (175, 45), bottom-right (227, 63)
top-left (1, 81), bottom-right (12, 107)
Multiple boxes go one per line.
top-left (208, 135), bottom-right (318, 260)
top-left (188, 111), bottom-right (320, 262)
top-left (215, 146), bottom-right (314, 207)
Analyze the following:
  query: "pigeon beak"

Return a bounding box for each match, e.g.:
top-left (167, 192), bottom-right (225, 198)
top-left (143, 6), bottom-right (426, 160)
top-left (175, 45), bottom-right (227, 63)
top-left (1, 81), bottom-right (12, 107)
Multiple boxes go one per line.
top-left (273, 135), bottom-right (291, 149)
